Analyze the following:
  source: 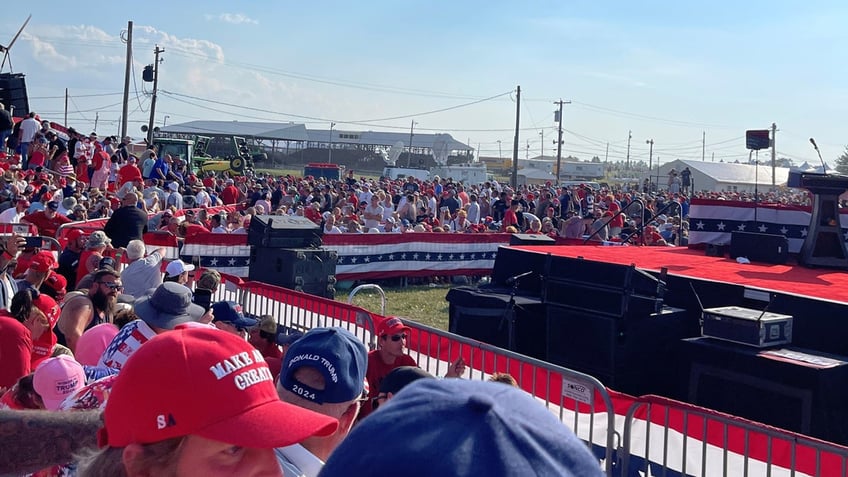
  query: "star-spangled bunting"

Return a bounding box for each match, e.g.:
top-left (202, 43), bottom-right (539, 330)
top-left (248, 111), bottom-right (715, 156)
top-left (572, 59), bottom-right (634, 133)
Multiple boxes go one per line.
top-left (690, 218), bottom-right (848, 241)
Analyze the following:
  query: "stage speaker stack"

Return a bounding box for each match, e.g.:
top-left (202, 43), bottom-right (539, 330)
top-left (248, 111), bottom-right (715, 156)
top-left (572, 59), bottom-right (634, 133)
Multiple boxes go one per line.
top-left (730, 231), bottom-right (788, 265)
top-left (543, 255), bottom-right (695, 397)
top-left (247, 215), bottom-right (336, 299)
top-left (0, 73), bottom-right (30, 116)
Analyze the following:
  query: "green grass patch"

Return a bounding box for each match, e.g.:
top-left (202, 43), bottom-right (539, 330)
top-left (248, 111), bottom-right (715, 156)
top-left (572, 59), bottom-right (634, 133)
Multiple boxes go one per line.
top-left (338, 284), bottom-right (451, 331)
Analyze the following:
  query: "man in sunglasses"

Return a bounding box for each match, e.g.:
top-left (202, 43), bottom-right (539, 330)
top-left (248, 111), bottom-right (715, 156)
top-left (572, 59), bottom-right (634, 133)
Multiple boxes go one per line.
top-left (360, 317), bottom-right (466, 420)
top-left (57, 268), bottom-right (121, 353)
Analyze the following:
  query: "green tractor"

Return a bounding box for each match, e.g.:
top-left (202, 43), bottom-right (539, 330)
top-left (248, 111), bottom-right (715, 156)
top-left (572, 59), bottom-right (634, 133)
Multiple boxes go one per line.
top-left (152, 135), bottom-right (257, 177)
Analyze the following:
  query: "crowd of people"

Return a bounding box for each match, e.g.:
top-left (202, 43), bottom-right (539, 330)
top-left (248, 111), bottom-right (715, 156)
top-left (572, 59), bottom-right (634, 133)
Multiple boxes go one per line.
top-left (0, 109), bottom-right (824, 475)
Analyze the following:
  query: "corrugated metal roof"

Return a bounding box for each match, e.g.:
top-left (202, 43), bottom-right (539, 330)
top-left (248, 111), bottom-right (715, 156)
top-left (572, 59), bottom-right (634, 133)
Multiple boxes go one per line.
top-left (677, 159), bottom-right (790, 185)
top-left (160, 121), bottom-right (309, 141)
top-left (159, 121), bottom-right (472, 151)
top-left (307, 129), bottom-right (471, 151)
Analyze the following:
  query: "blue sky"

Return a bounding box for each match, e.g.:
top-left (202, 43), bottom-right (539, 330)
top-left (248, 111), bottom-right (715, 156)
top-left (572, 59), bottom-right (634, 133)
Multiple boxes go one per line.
top-left (4, 1), bottom-right (847, 167)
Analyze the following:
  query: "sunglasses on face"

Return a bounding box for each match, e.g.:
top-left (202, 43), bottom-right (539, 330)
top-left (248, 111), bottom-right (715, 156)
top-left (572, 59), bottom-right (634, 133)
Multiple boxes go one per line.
top-left (98, 281), bottom-right (123, 291)
top-left (388, 333), bottom-right (407, 342)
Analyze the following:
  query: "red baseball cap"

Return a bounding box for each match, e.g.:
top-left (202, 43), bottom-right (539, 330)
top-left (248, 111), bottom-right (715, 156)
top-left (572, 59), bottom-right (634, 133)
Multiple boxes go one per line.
top-left (66, 229), bottom-right (86, 242)
top-left (29, 251), bottom-right (56, 273)
top-left (43, 271), bottom-right (67, 301)
top-left (98, 328), bottom-right (338, 448)
top-left (377, 316), bottom-right (410, 337)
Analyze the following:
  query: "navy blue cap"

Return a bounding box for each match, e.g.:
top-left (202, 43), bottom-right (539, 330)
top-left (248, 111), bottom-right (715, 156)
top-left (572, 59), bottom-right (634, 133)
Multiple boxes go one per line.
top-left (319, 379), bottom-right (603, 477)
top-left (279, 327), bottom-right (367, 404)
top-left (210, 301), bottom-right (257, 330)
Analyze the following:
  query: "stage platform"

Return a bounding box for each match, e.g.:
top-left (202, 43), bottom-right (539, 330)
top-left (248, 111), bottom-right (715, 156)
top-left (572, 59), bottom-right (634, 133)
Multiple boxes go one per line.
top-left (513, 245), bottom-right (848, 304)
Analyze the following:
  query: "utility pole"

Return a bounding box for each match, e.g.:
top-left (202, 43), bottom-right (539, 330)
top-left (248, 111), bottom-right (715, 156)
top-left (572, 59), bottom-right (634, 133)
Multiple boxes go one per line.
top-left (511, 85), bottom-right (520, 189)
top-left (328, 122), bottom-right (336, 163)
top-left (646, 139), bottom-right (654, 187)
top-left (121, 21), bottom-right (132, 139)
top-left (497, 140), bottom-right (502, 159)
top-left (64, 88), bottom-right (68, 127)
top-left (94, 112), bottom-right (99, 132)
top-left (702, 131), bottom-right (706, 162)
top-left (605, 142), bottom-right (609, 162)
top-left (539, 130), bottom-right (544, 160)
top-left (553, 99), bottom-right (569, 184)
top-left (146, 45), bottom-right (164, 144)
top-left (771, 122), bottom-right (777, 187)
top-left (625, 130), bottom-right (632, 169)
top-left (407, 120), bottom-right (416, 167)
top-left (526, 140), bottom-right (530, 160)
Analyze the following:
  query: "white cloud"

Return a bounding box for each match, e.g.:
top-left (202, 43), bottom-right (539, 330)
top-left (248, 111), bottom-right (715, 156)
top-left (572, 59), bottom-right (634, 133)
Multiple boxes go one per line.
top-left (204, 13), bottom-right (258, 25)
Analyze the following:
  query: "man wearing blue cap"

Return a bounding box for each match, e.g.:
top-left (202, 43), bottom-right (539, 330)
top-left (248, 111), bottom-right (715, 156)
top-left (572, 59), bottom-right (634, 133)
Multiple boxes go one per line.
top-left (319, 379), bottom-right (604, 477)
top-left (211, 300), bottom-right (257, 339)
top-left (275, 327), bottom-right (368, 477)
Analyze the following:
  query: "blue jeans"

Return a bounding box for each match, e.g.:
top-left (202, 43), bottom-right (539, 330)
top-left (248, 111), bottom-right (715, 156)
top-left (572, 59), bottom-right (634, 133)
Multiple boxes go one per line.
top-left (20, 141), bottom-right (31, 169)
top-left (0, 129), bottom-right (10, 153)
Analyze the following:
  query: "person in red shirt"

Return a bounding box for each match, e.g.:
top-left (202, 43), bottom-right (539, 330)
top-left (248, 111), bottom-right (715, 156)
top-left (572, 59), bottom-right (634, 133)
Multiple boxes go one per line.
top-left (0, 289), bottom-right (51, 389)
top-left (500, 199), bottom-right (520, 232)
top-left (304, 201), bottom-right (322, 224)
top-left (220, 178), bottom-right (241, 205)
top-left (180, 210), bottom-right (210, 237)
top-left (361, 317), bottom-right (465, 420)
top-left (117, 155), bottom-right (142, 187)
top-left (21, 201), bottom-right (72, 238)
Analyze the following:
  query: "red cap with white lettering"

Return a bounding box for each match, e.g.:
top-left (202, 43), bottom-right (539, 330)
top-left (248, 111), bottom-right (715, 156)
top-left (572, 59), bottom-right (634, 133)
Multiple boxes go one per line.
top-left (98, 327), bottom-right (338, 448)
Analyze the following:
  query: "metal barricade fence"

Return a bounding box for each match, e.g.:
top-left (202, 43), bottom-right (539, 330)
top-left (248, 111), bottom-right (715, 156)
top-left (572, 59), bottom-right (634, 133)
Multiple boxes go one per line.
top-left (620, 395), bottom-right (848, 477)
top-left (398, 318), bottom-right (617, 476)
top-left (237, 281), bottom-right (377, 351)
top-left (219, 279), bottom-right (618, 475)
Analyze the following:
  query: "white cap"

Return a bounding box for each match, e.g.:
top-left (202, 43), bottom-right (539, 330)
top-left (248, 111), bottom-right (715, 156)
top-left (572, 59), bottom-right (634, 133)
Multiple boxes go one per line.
top-left (168, 182), bottom-right (179, 191)
top-left (165, 259), bottom-right (195, 278)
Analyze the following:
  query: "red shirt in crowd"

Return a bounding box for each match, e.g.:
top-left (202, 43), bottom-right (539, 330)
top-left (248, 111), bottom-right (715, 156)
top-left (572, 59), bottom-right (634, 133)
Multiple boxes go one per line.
top-left (362, 350), bottom-right (417, 419)
top-left (22, 210), bottom-right (72, 238)
top-left (117, 163), bottom-right (143, 186)
top-left (0, 313), bottom-right (32, 389)
top-left (183, 222), bottom-right (210, 238)
top-left (221, 185), bottom-right (240, 205)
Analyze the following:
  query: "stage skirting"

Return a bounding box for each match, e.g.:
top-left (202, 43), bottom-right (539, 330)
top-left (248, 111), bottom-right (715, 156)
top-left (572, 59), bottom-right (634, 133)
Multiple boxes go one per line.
top-left (688, 199), bottom-right (847, 253)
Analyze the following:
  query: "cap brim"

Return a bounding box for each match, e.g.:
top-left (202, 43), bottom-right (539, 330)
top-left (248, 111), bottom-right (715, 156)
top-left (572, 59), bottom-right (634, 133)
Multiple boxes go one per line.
top-left (183, 264), bottom-right (196, 272)
top-left (197, 398), bottom-right (338, 448)
top-left (134, 297), bottom-right (206, 330)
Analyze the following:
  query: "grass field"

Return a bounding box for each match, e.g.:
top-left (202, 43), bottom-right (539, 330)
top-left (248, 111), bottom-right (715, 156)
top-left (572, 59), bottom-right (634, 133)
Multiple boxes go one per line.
top-left (338, 283), bottom-right (451, 331)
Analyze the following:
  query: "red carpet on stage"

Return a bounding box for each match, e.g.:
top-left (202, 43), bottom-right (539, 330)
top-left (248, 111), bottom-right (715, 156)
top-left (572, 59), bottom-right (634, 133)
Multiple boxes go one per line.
top-left (514, 245), bottom-right (848, 304)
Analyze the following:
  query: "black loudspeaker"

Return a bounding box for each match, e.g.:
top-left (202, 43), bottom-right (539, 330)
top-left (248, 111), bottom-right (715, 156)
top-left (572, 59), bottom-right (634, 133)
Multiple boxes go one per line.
top-left (730, 231), bottom-right (788, 264)
top-left (683, 337), bottom-right (848, 445)
top-left (509, 233), bottom-right (556, 246)
top-left (447, 286), bottom-right (547, 360)
top-left (248, 215), bottom-right (322, 248)
top-left (490, 246), bottom-right (548, 296)
top-left (0, 73), bottom-right (30, 116)
top-left (249, 248), bottom-right (337, 299)
top-left (546, 304), bottom-right (692, 397)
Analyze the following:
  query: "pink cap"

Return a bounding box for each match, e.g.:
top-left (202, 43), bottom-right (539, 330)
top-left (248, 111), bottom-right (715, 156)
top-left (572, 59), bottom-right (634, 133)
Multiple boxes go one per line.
top-left (33, 355), bottom-right (86, 410)
top-left (75, 323), bottom-right (119, 366)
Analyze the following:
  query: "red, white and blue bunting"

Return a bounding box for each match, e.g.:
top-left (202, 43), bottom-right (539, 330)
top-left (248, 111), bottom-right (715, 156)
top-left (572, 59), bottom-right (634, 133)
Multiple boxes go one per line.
top-left (688, 199), bottom-right (847, 253)
top-left (321, 233), bottom-right (509, 281)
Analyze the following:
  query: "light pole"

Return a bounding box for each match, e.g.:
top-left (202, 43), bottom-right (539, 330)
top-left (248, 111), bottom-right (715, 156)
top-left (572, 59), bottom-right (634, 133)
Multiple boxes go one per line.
top-left (497, 140), bottom-right (502, 159)
top-left (407, 120), bottom-right (417, 167)
top-left (646, 139), bottom-right (654, 188)
top-left (539, 130), bottom-right (544, 160)
top-left (625, 130), bottom-right (632, 169)
top-left (328, 122), bottom-right (336, 163)
top-left (163, 115), bottom-right (170, 127)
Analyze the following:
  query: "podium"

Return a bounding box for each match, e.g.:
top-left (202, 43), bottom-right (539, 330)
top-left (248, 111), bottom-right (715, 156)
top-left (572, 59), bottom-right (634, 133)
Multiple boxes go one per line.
top-left (792, 172), bottom-right (848, 268)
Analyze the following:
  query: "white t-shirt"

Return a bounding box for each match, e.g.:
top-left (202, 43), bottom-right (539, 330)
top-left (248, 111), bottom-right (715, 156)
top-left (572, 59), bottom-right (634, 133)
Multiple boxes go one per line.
top-left (19, 118), bottom-right (40, 143)
top-left (363, 204), bottom-right (384, 229)
top-left (0, 207), bottom-right (23, 223)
